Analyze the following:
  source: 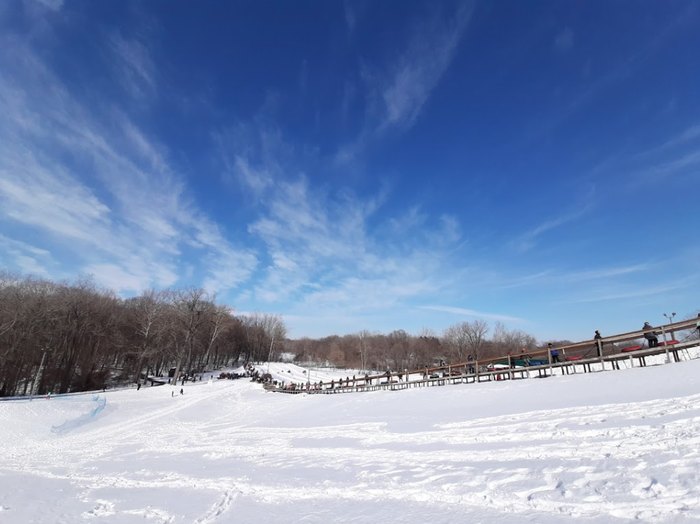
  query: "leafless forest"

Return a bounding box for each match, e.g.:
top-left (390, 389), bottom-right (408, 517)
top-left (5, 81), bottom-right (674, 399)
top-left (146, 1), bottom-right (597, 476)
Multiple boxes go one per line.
top-left (1, 272), bottom-right (548, 397)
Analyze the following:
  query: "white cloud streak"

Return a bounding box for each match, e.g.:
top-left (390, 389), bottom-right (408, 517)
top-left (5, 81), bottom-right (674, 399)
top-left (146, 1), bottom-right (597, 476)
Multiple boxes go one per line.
top-left (335, 2), bottom-right (473, 166)
top-left (0, 34), bottom-right (256, 295)
top-left (419, 305), bottom-right (525, 324)
top-left (640, 124), bottom-right (700, 158)
top-left (376, 3), bottom-right (473, 133)
top-left (0, 234), bottom-right (53, 277)
top-left (29, 0), bottom-right (63, 12)
top-left (591, 123), bottom-right (700, 190)
top-left (217, 118), bottom-right (467, 325)
top-left (512, 208), bottom-right (589, 253)
top-left (496, 264), bottom-right (651, 292)
top-left (564, 282), bottom-right (690, 304)
top-left (109, 31), bottom-right (157, 100)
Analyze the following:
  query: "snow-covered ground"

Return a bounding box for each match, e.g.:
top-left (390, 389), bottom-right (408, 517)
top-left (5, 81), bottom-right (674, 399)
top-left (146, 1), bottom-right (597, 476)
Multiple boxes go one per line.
top-left (2, 355), bottom-right (700, 523)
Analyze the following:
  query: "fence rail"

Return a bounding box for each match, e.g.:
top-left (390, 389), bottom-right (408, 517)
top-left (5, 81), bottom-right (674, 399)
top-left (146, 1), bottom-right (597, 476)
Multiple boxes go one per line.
top-left (267, 317), bottom-right (700, 395)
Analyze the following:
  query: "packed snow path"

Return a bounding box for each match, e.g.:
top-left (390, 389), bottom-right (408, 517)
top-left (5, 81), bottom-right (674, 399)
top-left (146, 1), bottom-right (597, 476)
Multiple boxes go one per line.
top-left (2, 360), bottom-right (700, 523)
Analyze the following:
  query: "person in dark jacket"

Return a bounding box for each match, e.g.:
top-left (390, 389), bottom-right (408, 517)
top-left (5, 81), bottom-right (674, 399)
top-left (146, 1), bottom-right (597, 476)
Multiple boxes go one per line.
top-left (643, 322), bottom-right (658, 347)
top-left (594, 330), bottom-right (603, 356)
top-left (548, 343), bottom-right (560, 363)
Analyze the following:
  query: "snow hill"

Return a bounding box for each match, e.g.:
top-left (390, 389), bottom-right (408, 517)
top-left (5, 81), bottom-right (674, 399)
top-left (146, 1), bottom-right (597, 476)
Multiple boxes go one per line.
top-left (1, 359), bottom-right (700, 523)
top-left (244, 362), bottom-right (364, 386)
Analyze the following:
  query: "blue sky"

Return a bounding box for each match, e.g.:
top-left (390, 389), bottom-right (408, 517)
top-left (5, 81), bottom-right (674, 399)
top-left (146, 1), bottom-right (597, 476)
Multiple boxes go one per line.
top-left (1, 0), bottom-right (698, 341)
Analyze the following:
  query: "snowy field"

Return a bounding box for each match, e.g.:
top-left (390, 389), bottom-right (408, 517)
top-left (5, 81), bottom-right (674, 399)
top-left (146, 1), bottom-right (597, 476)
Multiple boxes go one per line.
top-left (2, 355), bottom-right (700, 523)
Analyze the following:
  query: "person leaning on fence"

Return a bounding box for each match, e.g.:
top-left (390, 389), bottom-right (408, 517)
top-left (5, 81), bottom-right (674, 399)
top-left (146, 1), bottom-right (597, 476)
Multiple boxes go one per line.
top-left (520, 348), bottom-right (531, 365)
top-left (643, 322), bottom-right (658, 348)
top-left (548, 343), bottom-right (560, 363)
top-left (467, 354), bottom-right (475, 374)
top-left (594, 330), bottom-right (603, 355)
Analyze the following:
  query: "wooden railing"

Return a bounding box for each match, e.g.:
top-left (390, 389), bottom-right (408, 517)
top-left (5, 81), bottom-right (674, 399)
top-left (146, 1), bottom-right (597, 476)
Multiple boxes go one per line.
top-left (266, 317), bottom-right (700, 394)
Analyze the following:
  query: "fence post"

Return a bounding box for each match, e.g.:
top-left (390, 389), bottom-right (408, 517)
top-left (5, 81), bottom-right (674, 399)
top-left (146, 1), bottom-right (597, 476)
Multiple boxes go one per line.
top-left (507, 354), bottom-right (512, 380)
top-left (661, 326), bottom-right (670, 363)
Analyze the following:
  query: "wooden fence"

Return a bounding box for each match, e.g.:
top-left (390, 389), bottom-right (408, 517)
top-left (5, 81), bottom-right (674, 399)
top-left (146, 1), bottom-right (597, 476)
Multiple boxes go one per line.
top-left (265, 317), bottom-right (700, 395)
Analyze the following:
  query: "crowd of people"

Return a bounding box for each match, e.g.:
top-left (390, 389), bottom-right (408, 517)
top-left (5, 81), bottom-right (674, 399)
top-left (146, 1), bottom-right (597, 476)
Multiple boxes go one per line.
top-left (198, 316), bottom-right (700, 395)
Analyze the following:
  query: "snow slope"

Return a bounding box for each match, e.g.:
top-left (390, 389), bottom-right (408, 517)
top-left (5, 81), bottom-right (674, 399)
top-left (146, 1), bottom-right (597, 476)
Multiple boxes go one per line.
top-left (1, 358), bottom-right (700, 523)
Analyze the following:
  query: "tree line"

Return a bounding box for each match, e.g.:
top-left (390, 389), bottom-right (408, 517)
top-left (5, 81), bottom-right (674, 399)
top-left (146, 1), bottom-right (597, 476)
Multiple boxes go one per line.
top-left (0, 273), bottom-right (285, 397)
top-left (1, 272), bottom-right (555, 397)
top-left (288, 320), bottom-right (547, 372)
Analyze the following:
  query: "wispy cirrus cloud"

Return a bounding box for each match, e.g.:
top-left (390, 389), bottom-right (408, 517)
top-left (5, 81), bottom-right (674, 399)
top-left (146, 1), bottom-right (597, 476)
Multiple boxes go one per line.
top-left (640, 149), bottom-right (700, 181)
top-left (589, 122), bottom-right (700, 190)
top-left (336, 2), bottom-right (473, 164)
top-left (637, 123), bottom-right (700, 159)
top-left (0, 234), bottom-right (53, 278)
top-left (34, 0), bottom-right (63, 10)
top-left (247, 175), bottom-right (380, 304)
top-left (496, 264), bottom-right (650, 290)
top-left (343, 0), bottom-right (357, 36)
top-left (563, 280), bottom-right (692, 304)
top-left (376, 3), bottom-right (473, 132)
top-left (511, 207), bottom-right (591, 253)
top-left (554, 27), bottom-right (574, 53)
top-left (109, 31), bottom-right (157, 100)
top-left (526, 8), bottom-right (697, 145)
top-left (419, 305), bottom-right (525, 324)
top-left (563, 264), bottom-right (651, 282)
top-left (217, 117), bottom-right (467, 329)
top-left (0, 153), bottom-right (112, 243)
top-left (0, 32), bottom-right (256, 294)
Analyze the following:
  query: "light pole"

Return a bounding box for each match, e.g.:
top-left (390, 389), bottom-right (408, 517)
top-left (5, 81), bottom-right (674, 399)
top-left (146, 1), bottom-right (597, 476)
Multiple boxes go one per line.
top-left (664, 312), bottom-right (677, 341)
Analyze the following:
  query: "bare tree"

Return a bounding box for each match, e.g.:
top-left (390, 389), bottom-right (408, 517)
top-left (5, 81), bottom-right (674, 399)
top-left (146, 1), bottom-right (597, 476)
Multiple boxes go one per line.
top-left (0, 274), bottom-right (260, 397)
top-left (170, 288), bottom-right (210, 385)
top-left (386, 330), bottom-right (412, 371)
top-left (443, 320), bottom-right (489, 361)
top-left (414, 333), bottom-right (442, 367)
top-left (491, 322), bottom-right (537, 355)
top-left (240, 313), bottom-right (287, 363)
top-left (124, 290), bottom-right (169, 385)
top-left (357, 330), bottom-right (370, 372)
top-left (200, 304), bottom-right (233, 368)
